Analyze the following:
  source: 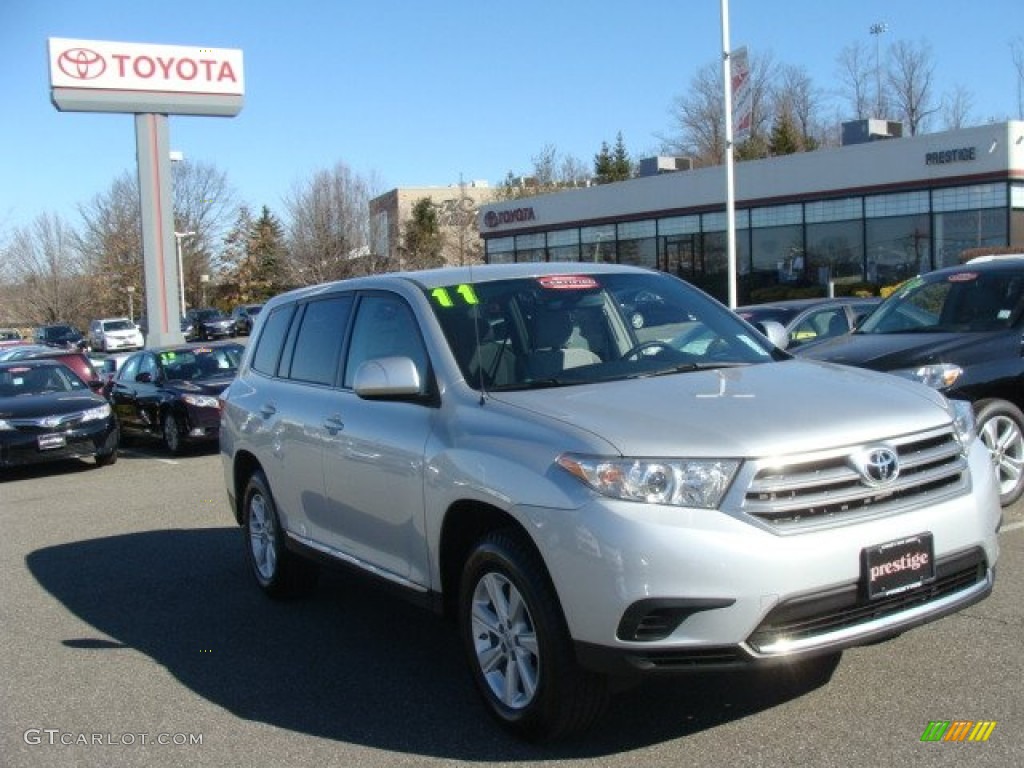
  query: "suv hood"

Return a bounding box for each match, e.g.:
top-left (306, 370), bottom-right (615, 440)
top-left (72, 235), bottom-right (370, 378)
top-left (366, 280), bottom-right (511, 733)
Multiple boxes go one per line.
top-left (489, 360), bottom-right (952, 457)
top-left (796, 330), bottom-right (1007, 370)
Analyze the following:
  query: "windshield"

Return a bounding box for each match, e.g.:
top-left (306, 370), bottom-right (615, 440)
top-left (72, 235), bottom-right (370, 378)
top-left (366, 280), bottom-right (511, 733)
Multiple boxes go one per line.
top-left (103, 319), bottom-right (135, 331)
top-left (858, 270), bottom-right (1024, 334)
top-left (159, 345), bottom-right (243, 381)
top-left (0, 363), bottom-right (88, 396)
top-left (427, 271), bottom-right (776, 390)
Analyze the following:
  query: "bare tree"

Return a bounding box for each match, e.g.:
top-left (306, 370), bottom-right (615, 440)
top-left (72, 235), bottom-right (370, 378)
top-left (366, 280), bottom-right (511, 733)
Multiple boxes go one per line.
top-left (887, 39), bottom-right (938, 135)
top-left (1012, 37), bottom-right (1024, 119)
top-left (496, 144), bottom-right (590, 201)
top-left (285, 161), bottom-right (378, 284)
top-left (836, 42), bottom-right (875, 120)
top-left (76, 171), bottom-right (143, 319)
top-left (5, 212), bottom-right (91, 326)
top-left (171, 160), bottom-right (238, 308)
top-left (941, 84), bottom-right (975, 130)
top-left (774, 64), bottom-right (824, 149)
top-left (660, 53), bottom-right (775, 166)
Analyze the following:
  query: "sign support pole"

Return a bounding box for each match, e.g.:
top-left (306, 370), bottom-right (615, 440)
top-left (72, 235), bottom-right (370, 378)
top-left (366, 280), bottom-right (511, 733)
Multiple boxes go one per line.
top-left (135, 113), bottom-right (184, 347)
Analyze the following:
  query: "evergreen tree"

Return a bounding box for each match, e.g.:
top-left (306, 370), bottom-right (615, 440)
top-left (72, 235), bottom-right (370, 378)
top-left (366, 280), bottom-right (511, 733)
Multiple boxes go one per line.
top-left (249, 205), bottom-right (286, 299)
top-left (402, 198), bottom-right (444, 269)
top-left (593, 132), bottom-right (633, 184)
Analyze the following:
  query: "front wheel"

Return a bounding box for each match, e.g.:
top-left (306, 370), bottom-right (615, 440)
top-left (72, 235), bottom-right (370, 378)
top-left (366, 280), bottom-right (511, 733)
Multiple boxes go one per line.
top-left (459, 530), bottom-right (608, 741)
top-left (975, 398), bottom-right (1024, 507)
top-left (162, 411), bottom-right (183, 455)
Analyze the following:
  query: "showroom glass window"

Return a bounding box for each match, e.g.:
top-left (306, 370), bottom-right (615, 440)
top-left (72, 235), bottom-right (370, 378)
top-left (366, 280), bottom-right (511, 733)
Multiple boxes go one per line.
top-left (865, 191), bottom-right (931, 286)
top-left (515, 233), bottom-right (546, 263)
top-left (616, 220), bottom-right (657, 268)
top-left (932, 183), bottom-right (1008, 269)
top-left (486, 236), bottom-right (515, 264)
top-left (751, 204), bottom-right (803, 285)
top-left (546, 229), bottom-right (581, 262)
top-left (805, 198), bottom-right (864, 282)
top-left (582, 225), bottom-right (616, 263)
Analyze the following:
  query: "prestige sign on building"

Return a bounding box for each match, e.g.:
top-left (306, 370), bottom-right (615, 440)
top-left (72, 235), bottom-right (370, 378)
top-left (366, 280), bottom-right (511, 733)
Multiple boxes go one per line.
top-left (48, 37), bottom-right (243, 116)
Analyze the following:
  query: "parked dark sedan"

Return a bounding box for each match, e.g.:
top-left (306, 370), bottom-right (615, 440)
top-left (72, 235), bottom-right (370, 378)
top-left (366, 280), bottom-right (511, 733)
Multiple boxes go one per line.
top-left (184, 308), bottom-right (234, 341)
top-left (0, 359), bottom-right (119, 468)
top-left (109, 342), bottom-right (243, 454)
top-left (33, 323), bottom-right (87, 350)
top-left (796, 257), bottom-right (1024, 507)
top-left (736, 296), bottom-right (882, 350)
top-left (229, 303), bottom-right (263, 336)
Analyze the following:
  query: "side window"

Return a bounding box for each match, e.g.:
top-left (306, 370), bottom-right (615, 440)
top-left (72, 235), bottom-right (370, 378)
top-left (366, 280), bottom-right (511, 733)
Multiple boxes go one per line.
top-left (251, 305), bottom-right (296, 376)
top-left (343, 294), bottom-right (428, 388)
top-left (287, 296), bottom-right (353, 386)
top-left (119, 355), bottom-right (141, 382)
top-left (138, 353), bottom-right (159, 380)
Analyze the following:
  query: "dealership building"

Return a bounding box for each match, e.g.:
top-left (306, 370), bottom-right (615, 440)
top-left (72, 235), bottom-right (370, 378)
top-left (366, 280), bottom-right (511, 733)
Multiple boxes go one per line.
top-left (477, 121), bottom-right (1024, 303)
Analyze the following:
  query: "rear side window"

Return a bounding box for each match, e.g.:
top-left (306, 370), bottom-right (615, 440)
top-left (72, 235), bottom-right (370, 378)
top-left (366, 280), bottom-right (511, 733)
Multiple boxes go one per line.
top-left (287, 296), bottom-right (354, 385)
top-left (251, 305), bottom-right (296, 376)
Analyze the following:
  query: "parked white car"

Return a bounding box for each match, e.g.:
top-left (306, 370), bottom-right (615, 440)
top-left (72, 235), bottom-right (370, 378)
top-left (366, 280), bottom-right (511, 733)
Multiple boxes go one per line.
top-left (88, 317), bottom-right (144, 353)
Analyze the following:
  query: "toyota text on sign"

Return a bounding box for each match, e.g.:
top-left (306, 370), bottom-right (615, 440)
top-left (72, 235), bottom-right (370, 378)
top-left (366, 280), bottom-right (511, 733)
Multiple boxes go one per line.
top-left (48, 38), bottom-right (244, 96)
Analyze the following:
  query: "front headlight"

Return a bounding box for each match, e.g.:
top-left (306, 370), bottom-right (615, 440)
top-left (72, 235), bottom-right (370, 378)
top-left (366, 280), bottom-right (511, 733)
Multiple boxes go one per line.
top-left (891, 363), bottom-right (963, 390)
top-left (81, 403), bottom-right (112, 422)
top-left (556, 453), bottom-right (740, 509)
top-left (183, 394), bottom-right (219, 409)
top-left (0, 418), bottom-right (12, 431)
top-left (947, 398), bottom-right (977, 452)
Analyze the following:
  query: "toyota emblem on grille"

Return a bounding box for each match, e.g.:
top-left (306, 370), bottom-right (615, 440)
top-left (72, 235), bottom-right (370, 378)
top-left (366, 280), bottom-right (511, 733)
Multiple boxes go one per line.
top-left (57, 48), bottom-right (107, 80)
top-left (852, 446), bottom-right (900, 487)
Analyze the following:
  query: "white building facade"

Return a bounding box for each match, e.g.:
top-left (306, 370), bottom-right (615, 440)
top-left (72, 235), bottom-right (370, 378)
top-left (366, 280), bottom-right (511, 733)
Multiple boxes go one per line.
top-left (478, 122), bottom-right (1024, 303)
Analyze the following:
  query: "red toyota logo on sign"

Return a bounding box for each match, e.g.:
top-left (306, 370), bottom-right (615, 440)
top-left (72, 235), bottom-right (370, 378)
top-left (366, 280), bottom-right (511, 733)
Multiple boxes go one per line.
top-left (58, 48), bottom-right (107, 80)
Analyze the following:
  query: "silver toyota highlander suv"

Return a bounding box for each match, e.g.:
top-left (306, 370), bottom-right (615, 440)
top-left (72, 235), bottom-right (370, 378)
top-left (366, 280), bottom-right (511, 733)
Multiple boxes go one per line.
top-left (219, 263), bottom-right (1000, 741)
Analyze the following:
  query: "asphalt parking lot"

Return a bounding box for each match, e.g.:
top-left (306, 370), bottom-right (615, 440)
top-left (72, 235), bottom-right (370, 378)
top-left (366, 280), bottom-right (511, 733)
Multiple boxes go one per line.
top-left (1, 444), bottom-right (1021, 768)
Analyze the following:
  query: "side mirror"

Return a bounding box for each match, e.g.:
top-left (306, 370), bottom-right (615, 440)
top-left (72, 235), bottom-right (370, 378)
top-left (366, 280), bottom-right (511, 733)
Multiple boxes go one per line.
top-left (353, 356), bottom-right (422, 398)
top-left (755, 320), bottom-right (789, 350)
top-left (135, 371), bottom-right (153, 384)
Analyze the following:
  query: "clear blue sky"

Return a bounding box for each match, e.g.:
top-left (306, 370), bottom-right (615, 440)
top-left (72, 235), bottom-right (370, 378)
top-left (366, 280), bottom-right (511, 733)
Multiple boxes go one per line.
top-left (1, 0), bottom-right (1020, 236)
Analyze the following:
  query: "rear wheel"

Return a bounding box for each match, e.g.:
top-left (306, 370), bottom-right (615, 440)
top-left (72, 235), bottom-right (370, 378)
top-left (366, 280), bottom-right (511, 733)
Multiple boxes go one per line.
top-left (242, 470), bottom-right (318, 597)
top-left (975, 399), bottom-right (1024, 507)
top-left (459, 529), bottom-right (608, 741)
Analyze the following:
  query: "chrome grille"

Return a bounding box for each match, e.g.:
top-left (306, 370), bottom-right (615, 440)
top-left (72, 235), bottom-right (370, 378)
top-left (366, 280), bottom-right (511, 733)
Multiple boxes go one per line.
top-left (740, 426), bottom-right (968, 529)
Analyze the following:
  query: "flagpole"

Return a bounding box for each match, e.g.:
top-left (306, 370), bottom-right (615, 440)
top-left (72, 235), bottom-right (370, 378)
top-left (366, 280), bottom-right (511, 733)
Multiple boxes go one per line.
top-left (721, 0), bottom-right (738, 309)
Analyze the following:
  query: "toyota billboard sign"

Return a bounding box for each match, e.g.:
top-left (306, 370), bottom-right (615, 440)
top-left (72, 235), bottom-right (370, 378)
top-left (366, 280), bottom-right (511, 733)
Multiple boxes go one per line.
top-left (48, 38), bottom-right (244, 116)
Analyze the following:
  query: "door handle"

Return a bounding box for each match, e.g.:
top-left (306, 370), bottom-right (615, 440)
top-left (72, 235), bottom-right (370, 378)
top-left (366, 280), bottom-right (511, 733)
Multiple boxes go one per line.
top-left (324, 415), bottom-right (344, 434)
top-left (259, 404), bottom-right (277, 419)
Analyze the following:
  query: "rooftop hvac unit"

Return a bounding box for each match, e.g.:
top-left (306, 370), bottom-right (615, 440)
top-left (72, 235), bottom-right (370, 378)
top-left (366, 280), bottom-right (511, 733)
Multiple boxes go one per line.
top-left (841, 119), bottom-right (904, 146)
top-left (638, 156), bottom-right (694, 177)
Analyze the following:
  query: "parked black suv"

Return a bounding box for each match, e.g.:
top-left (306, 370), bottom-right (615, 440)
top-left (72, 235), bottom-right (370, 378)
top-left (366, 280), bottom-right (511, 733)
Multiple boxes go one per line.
top-left (34, 323), bottom-right (87, 350)
top-left (183, 308), bottom-right (234, 341)
top-left (796, 256), bottom-right (1024, 506)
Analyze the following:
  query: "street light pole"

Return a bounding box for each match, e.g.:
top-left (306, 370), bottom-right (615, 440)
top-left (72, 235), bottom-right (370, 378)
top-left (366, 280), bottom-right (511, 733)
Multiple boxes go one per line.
top-left (870, 22), bottom-right (888, 118)
top-left (174, 230), bottom-right (195, 315)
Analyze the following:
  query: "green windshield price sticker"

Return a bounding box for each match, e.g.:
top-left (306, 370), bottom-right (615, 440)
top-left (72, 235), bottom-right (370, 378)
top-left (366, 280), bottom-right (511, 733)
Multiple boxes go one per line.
top-left (432, 285), bottom-right (479, 308)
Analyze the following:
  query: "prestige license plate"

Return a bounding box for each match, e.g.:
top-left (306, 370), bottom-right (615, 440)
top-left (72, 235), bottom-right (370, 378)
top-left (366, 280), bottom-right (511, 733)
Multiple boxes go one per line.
top-left (863, 533), bottom-right (934, 599)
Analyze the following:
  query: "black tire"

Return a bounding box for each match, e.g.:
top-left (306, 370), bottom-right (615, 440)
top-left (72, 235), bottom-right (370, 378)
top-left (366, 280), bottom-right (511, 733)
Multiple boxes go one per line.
top-left (975, 398), bottom-right (1024, 507)
top-left (162, 411), bottom-right (183, 455)
top-left (242, 470), bottom-right (318, 598)
top-left (458, 529), bottom-right (608, 741)
top-left (95, 450), bottom-right (118, 467)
